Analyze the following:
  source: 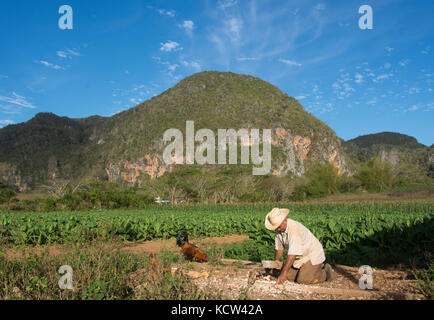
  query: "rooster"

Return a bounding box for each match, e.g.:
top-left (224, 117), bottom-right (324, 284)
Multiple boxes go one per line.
top-left (176, 230), bottom-right (208, 262)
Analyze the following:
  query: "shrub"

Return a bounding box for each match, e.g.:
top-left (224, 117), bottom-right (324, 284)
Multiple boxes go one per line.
top-left (357, 158), bottom-right (393, 192)
top-left (0, 183), bottom-right (16, 204)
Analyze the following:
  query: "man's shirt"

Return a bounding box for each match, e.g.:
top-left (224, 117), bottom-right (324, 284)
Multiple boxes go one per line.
top-left (275, 218), bottom-right (325, 268)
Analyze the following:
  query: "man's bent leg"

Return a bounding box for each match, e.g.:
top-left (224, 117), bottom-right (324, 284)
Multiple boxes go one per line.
top-left (285, 267), bottom-right (299, 282)
top-left (296, 261), bottom-right (327, 284)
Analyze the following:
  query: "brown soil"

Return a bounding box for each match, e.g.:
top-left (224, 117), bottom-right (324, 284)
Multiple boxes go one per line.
top-left (183, 259), bottom-right (424, 300)
top-left (2, 234), bottom-right (249, 259)
top-left (121, 234), bottom-right (249, 254)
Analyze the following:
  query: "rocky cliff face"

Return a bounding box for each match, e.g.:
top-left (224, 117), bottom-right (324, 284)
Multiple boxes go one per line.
top-left (0, 71), bottom-right (356, 190)
top-left (105, 154), bottom-right (173, 185)
top-left (0, 163), bottom-right (26, 191)
top-left (102, 127), bottom-right (350, 186)
top-left (270, 128), bottom-right (348, 177)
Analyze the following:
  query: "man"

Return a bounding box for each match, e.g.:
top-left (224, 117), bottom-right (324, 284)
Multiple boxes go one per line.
top-left (265, 208), bottom-right (336, 285)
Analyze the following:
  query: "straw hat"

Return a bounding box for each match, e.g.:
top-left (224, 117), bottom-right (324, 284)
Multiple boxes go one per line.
top-left (264, 208), bottom-right (290, 231)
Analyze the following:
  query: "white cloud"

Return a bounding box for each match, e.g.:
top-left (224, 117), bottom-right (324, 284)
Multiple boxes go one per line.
top-left (385, 47), bottom-right (394, 53)
top-left (179, 20), bottom-right (194, 36)
top-left (408, 87), bottom-right (421, 94)
top-left (182, 20), bottom-right (194, 31)
top-left (160, 41), bottom-right (182, 52)
top-left (57, 49), bottom-right (81, 59)
top-left (168, 64), bottom-right (179, 72)
top-left (354, 73), bottom-right (364, 84)
top-left (129, 98), bottom-right (140, 104)
top-left (314, 3), bottom-right (326, 10)
top-left (343, 83), bottom-right (355, 92)
top-left (0, 105), bottom-right (21, 114)
top-left (373, 73), bottom-right (393, 82)
top-left (38, 60), bottom-right (63, 70)
top-left (404, 105), bottom-right (419, 112)
top-left (279, 59), bottom-right (302, 67)
top-left (225, 18), bottom-right (243, 43)
top-left (181, 60), bottom-right (201, 70)
top-left (399, 59), bottom-right (410, 67)
top-left (421, 46), bottom-right (430, 54)
top-left (157, 9), bottom-right (175, 17)
top-left (0, 92), bottom-right (37, 109)
top-left (237, 57), bottom-right (257, 61)
top-left (0, 119), bottom-right (14, 127)
top-left (384, 62), bottom-right (391, 69)
top-left (218, 0), bottom-right (237, 9)
top-left (295, 96), bottom-right (306, 100)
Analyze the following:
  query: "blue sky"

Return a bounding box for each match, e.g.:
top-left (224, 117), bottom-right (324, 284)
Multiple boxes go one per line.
top-left (0, 0), bottom-right (433, 145)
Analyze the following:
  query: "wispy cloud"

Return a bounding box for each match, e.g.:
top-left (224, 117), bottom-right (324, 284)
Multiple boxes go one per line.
top-left (224, 17), bottom-right (243, 44)
top-left (0, 92), bottom-right (37, 109)
top-left (57, 48), bottom-right (81, 59)
top-left (408, 87), bottom-right (421, 94)
top-left (403, 105), bottom-right (419, 112)
top-left (38, 60), bottom-right (63, 70)
top-left (236, 57), bottom-right (257, 61)
top-left (279, 59), bottom-right (302, 67)
top-left (218, 0), bottom-right (238, 10)
top-left (157, 9), bottom-right (176, 17)
top-left (373, 73), bottom-right (393, 82)
top-left (0, 119), bottom-right (14, 127)
top-left (421, 46), bottom-right (430, 55)
top-left (179, 20), bottom-right (194, 36)
top-left (167, 64), bottom-right (178, 72)
top-left (147, 5), bottom-right (176, 17)
top-left (385, 46), bottom-right (394, 54)
top-left (355, 73), bottom-right (364, 84)
top-left (181, 60), bottom-right (201, 70)
top-left (399, 59), bottom-right (410, 67)
top-left (160, 41), bottom-right (182, 52)
top-left (0, 74), bottom-right (8, 79)
top-left (424, 102), bottom-right (434, 111)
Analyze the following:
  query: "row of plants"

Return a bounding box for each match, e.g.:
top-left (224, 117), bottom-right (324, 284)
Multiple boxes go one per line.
top-left (1, 204), bottom-right (432, 266)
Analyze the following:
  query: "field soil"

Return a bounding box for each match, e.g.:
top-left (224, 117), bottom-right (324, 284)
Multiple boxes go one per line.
top-left (2, 234), bottom-right (249, 259)
top-left (4, 235), bottom-right (424, 300)
top-left (176, 259), bottom-right (423, 300)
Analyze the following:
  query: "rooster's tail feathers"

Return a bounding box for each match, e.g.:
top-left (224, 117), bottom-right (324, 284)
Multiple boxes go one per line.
top-left (176, 230), bottom-right (189, 247)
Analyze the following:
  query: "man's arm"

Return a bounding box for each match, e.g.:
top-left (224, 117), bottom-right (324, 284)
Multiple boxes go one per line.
top-left (275, 250), bottom-right (283, 262)
top-left (276, 254), bottom-right (296, 284)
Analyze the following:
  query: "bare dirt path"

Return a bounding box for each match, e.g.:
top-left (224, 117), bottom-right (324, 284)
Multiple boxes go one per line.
top-left (183, 259), bottom-right (423, 300)
top-left (2, 234), bottom-right (249, 259)
top-left (120, 234), bottom-right (249, 254)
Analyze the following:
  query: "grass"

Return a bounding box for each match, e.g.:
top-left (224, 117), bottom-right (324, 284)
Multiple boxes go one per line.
top-left (411, 257), bottom-right (434, 300)
top-left (0, 239), bottom-right (223, 300)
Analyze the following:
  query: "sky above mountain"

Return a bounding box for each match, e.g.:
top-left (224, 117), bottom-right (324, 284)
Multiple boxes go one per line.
top-left (0, 0), bottom-right (433, 145)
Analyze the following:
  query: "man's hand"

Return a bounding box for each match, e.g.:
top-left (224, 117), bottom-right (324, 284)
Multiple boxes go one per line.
top-left (276, 271), bottom-right (287, 285)
top-left (276, 254), bottom-right (296, 285)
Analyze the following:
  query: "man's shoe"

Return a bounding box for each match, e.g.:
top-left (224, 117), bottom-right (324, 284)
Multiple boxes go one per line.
top-left (324, 263), bottom-right (337, 282)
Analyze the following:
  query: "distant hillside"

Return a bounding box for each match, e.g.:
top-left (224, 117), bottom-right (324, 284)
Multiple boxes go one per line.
top-left (347, 132), bottom-right (426, 149)
top-left (343, 132), bottom-right (433, 182)
top-left (0, 71), bottom-right (350, 190)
